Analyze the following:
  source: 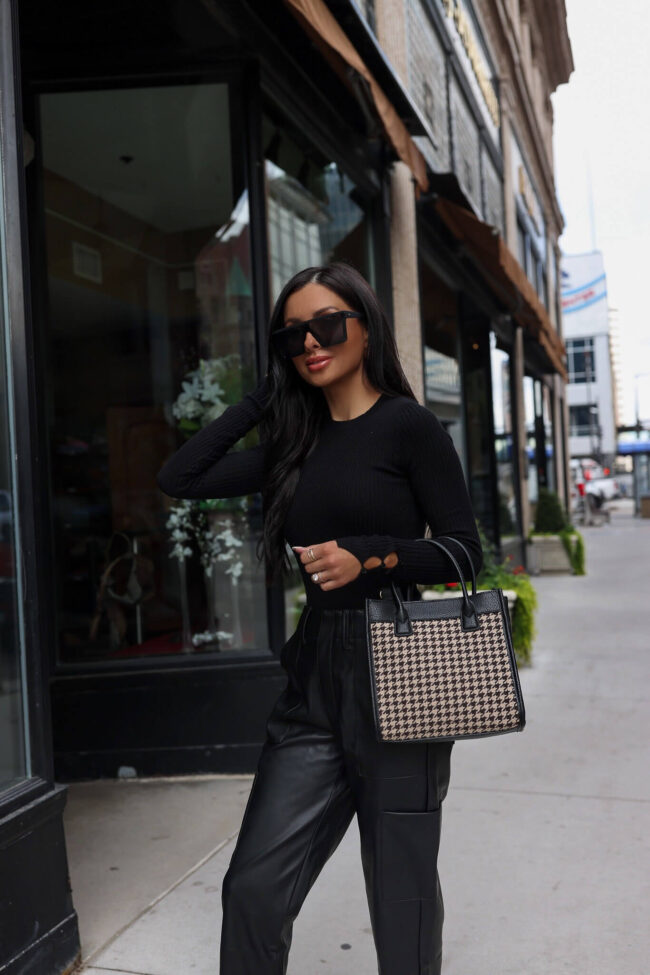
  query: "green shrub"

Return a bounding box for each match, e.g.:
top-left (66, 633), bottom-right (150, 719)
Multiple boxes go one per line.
top-left (533, 487), bottom-right (570, 533)
top-left (559, 527), bottom-right (586, 575)
top-left (508, 571), bottom-right (538, 666)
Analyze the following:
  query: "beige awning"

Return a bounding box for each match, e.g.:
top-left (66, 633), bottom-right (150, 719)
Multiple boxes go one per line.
top-left (433, 197), bottom-right (567, 380)
top-left (283, 0), bottom-right (429, 194)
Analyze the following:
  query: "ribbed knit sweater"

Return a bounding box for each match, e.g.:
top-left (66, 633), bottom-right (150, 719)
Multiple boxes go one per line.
top-left (156, 378), bottom-right (483, 609)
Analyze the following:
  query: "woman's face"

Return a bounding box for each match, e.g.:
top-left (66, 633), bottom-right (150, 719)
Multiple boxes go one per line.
top-left (282, 282), bottom-right (368, 388)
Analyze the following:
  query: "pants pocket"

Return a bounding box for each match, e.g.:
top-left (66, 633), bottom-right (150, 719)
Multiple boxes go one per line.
top-left (379, 809), bottom-right (441, 901)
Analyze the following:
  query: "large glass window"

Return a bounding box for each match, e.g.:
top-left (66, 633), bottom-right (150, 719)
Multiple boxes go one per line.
top-left (570, 403), bottom-right (599, 438)
top-left (418, 251), bottom-right (465, 463)
top-left (0, 155), bottom-right (29, 788)
top-left (490, 333), bottom-right (521, 560)
top-left (542, 382), bottom-right (556, 492)
top-left (38, 81), bottom-right (268, 664)
top-left (263, 109), bottom-right (374, 305)
top-left (523, 375), bottom-right (538, 521)
top-left (566, 337), bottom-right (596, 383)
top-left (524, 374), bottom-right (556, 523)
top-left (461, 314), bottom-right (495, 541)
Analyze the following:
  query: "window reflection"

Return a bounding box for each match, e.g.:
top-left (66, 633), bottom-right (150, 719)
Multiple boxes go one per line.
top-left (39, 83), bottom-right (267, 663)
top-left (263, 112), bottom-right (372, 305)
top-left (524, 374), bottom-right (555, 521)
top-left (419, 253), bottom-right (465, 463)
top-left (542, 383), bottom-right (556, 492)
top-left (490, 333), bottom-right (521, 560)
top-left (524, 375), bottom-right (538, 521)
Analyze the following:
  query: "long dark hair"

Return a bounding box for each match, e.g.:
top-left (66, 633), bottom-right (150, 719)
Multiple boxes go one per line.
top-left (255, 262), bottom-right (417, 586)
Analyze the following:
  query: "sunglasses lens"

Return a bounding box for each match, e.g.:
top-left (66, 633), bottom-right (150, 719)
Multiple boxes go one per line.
top-left (271, 329), bottom-right (300, 359)
top-left (272, 311), bottom-right (353, 359)
top-left (309, 312), bottom-right (348, 348)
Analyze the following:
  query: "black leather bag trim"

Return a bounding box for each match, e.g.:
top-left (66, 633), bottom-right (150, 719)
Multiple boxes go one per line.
top-left (367, 588), bottom-right (501, 623)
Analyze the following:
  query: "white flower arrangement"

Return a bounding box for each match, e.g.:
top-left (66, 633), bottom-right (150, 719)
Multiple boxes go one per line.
top-left (194, 511), bottom-right (244, 583)
top-left (164, 354), bottom-right (255, 649)
top-left (165, 500), bottom-right (194, 562)
top-left (172, 354), bottom-right (242, 427)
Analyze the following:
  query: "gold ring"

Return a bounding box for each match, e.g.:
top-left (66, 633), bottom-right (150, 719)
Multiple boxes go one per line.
top-left (308, 547), bottom-right (316, 561)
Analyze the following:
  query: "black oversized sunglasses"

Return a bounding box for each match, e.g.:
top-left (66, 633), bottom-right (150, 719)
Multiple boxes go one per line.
top-left (270, 310), bottom-right (363, 359)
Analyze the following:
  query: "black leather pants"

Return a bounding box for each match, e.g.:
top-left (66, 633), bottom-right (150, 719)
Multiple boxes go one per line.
top-left (220, 605), bottom-right (454, 975)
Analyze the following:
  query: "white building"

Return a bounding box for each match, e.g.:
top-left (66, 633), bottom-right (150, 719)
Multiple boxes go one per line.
top-left (561, 252), bottom-right (617, 466)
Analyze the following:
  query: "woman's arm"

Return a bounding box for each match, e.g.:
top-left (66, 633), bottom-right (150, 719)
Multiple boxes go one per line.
top-left (336, 402), bottom-right (483, 585)
top-left (156, 377), bottom-right (270, 500)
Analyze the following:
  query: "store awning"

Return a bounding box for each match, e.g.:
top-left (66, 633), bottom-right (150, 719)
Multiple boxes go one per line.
top-left (618, 440), bottom-right (650, 455)
top-left (283, 0), bottom-right (429, 194)
top-left (432, 196), bottom-right (567, 379)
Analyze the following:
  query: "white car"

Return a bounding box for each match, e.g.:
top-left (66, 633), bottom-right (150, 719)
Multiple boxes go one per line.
top-left (570, 460), bottom-right (619, 509)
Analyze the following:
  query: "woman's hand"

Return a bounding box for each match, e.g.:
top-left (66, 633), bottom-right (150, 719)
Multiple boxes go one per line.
top-left (291, 541), bottom-right (362, 591)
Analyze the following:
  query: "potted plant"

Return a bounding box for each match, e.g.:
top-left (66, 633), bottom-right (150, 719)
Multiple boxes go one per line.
top-left (527, 487), bottom-right (586, 576)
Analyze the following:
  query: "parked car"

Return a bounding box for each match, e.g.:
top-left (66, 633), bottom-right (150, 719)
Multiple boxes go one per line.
top-left (570, 459), bottom-right (620, 511)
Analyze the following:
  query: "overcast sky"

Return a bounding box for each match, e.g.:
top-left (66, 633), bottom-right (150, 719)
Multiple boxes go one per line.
top-left (552, 0), bottom-right (650, 425)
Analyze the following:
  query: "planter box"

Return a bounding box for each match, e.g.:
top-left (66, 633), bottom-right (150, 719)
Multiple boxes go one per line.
top-left (526, 534), bottom-right (573, 574)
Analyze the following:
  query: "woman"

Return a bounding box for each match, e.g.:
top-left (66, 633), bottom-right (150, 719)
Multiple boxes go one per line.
top-left (156, 262), bottom-right (482, 975)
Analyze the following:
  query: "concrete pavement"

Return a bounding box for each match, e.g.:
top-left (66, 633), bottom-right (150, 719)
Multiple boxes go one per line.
top-left (67, 500), bottom-right (650, 974)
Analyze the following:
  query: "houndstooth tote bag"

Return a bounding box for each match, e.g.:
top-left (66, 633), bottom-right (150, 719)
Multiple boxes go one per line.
top-left (365, 536), bottom-right (526, 743)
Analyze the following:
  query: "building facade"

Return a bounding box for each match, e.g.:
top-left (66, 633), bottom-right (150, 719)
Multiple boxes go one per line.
top-left (0, 0), bottom-right (572, 970)
top-left (561, 251), bottom-right (617, 467)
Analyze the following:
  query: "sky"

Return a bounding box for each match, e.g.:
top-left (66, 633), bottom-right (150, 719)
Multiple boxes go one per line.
top-left (551, 0), bottom-right (650, 425)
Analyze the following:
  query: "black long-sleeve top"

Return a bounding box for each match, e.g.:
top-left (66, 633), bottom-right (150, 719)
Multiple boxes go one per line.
top-left (156, 379), bottom-right (483, 609)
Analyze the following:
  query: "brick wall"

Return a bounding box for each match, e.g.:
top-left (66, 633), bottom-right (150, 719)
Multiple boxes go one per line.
top-left (405, 0), bottom-right (450, 172)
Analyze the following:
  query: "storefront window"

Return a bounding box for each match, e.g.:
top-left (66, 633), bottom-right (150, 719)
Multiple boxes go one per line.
top-left (490, 333), bottom-right (521, 560)
top-left (39, 81), bottom-right (268, 664)
top-left (461, 314), bottom-right (495, 541)
top-left (0, 162), bottom-right (29, 787)
top-left (418, 252), bottom-right (465, 464)
top-left (262, 107), bottom-right (375, 629)
top-left (524, 374), bottom-right (555, 522)
top-left (542, 383), bottom-right (556, 492)
top-left (523, 375), bottom-right (537, 523)
top-left (263, 110), bottom-right (374, 304)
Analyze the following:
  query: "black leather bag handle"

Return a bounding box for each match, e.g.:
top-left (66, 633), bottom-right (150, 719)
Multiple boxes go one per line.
top-left (437, 535), bottom-right (477, 595)
top-left (400, 535), bottom-right (477, 601)
top-left (387, 537), bottom-right (479, 633)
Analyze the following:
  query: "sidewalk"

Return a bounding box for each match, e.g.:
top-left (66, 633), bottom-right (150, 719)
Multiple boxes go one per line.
top-left (67, 501), bottom-right (650, 974)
